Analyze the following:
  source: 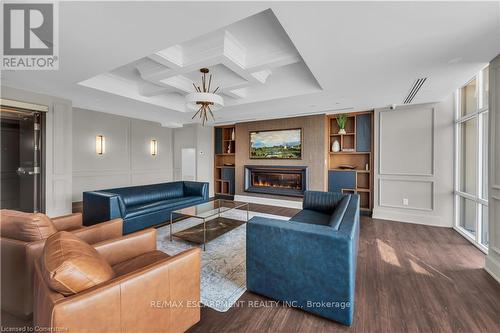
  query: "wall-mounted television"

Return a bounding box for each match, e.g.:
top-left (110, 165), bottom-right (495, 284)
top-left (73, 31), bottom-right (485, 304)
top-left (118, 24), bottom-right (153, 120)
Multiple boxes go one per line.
top-left (249, 128), bottom-right (302, 159)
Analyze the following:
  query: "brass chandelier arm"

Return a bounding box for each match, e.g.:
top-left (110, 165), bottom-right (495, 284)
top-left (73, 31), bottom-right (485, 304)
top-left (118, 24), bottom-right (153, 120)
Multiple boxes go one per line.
top-left (207, 105), bottom-right (215, 120)
top-left (187, 68), bottom-right (222, 126)
top-left (191, 105), bottom-right (203, 119)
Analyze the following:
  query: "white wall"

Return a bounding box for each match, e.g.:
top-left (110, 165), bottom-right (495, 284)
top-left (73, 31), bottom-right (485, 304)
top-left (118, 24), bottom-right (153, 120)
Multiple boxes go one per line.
top-left (486, 54), bottom-right (500, 283)
top-left (1, 86), bottom-right (73, 217)
top-left (373, 97), bottom-right (455, 227)
top-left (173, 124), bottom-right (214, 197)
top-left (72, 108), bottom-right (173, 201)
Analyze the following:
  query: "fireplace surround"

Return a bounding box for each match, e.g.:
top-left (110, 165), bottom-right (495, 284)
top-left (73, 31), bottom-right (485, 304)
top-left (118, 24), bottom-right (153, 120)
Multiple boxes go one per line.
top-left (244, 165), bottom-right (308, 197)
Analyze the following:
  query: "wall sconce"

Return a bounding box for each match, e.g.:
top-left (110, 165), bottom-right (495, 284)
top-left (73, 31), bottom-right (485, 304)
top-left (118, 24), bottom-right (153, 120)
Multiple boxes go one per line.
top-left (150, 139), bottom-right (158, 156)
top-left (96, 135), bottom-right (105, 155)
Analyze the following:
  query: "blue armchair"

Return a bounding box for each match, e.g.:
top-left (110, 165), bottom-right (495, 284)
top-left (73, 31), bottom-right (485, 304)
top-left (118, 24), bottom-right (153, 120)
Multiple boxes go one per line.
top-left (246, 191), bottom-right (360, 326)
top-left (83, 181), bottom-right (209, 234)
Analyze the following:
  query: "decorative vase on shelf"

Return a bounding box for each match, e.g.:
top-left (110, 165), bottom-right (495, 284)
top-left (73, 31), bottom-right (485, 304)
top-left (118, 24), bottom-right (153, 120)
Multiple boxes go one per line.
top-left (338, 128), bottom-right (346, 135)
top-left (331, 140), bottom-right (340, 152)
top-left (231, 129), bottom-right (235, 140)
top-left (227, 142), bottom-right (231, 154)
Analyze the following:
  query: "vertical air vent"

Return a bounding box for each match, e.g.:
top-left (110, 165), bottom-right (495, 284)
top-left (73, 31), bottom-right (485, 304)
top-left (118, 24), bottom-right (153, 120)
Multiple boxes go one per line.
top-left (403, 78), bottom-right (427, 104)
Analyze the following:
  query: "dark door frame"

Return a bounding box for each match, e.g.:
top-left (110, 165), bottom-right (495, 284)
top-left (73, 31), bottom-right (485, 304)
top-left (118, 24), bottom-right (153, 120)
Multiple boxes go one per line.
top-left (0, 100), bottom-right (47, 213)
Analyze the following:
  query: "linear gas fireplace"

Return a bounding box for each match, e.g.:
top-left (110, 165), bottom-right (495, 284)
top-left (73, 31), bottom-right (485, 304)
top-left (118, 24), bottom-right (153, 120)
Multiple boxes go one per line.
top-left (244, 165), bottom-right (308, 197)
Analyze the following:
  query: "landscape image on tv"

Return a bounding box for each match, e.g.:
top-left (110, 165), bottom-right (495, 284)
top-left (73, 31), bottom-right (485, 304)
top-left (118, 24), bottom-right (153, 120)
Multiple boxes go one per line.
top-left (250, 129), bottom-right (302, 159)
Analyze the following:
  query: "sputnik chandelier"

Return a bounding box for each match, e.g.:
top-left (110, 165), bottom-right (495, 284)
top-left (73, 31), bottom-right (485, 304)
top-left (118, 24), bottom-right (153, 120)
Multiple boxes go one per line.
top-left (185, 68), bottom-right (224, 125)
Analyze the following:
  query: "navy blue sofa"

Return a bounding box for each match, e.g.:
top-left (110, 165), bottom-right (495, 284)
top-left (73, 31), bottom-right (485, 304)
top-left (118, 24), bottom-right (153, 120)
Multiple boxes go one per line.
top-left (246, 191), bottom-right (360, 326)
top-left (83, 181), bottom-right (209, 234)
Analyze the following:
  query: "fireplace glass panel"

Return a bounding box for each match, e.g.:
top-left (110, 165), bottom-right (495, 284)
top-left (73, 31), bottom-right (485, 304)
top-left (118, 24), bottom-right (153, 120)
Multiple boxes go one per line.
top-left (251, 172), bottom-right (302, 190)
top-left (244, 165), bottom-right (307, 197)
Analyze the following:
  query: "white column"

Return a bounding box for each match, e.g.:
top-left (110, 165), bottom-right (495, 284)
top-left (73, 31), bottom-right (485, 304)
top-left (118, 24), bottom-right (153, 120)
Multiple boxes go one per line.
top-left (46, 101), bottom-right (73, 217)
top-left (485, 54), bottom-right (500, 283)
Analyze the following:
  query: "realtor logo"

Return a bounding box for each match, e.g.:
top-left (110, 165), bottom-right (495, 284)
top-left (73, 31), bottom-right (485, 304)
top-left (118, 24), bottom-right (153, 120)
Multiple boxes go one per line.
top-left (2, 2), bottom-right (59, 70)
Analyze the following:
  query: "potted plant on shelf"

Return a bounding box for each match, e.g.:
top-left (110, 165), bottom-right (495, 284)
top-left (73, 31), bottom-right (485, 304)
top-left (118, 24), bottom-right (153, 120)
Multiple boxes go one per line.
top-left (337, 114), bottom-right (348, 134)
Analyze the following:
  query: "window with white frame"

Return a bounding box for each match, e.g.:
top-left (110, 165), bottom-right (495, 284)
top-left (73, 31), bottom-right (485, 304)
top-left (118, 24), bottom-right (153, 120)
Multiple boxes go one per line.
top-left (455, 66), bottom-right (489, 251)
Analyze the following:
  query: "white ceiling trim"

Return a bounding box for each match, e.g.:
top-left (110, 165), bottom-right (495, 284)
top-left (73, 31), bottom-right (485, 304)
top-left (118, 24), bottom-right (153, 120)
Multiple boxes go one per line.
top-left (78, 9), bottom-right (319, 114)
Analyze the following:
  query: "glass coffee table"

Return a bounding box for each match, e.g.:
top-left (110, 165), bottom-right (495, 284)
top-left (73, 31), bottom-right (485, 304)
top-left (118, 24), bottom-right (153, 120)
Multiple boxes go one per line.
top-left (169, 200), bottom-right (249, 250)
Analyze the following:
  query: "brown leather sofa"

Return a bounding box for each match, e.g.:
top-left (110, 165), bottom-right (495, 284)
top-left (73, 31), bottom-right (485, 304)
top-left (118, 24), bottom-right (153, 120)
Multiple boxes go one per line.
top-left (33, 228), bottom-right (201, 333)
top-left (0, 210), bottom-right (123, 318)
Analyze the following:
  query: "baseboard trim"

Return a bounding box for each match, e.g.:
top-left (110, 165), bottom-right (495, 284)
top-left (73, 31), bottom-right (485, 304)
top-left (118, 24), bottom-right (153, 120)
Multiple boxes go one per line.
top-left (234, 195), bottom-right (303, 209)
top-left (485, 250), bottom-right (500, 284)
top-left (372, 207), bottom-right (451, 228)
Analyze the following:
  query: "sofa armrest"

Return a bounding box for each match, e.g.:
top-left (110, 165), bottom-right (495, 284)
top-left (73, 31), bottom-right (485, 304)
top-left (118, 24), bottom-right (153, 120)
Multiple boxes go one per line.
top-left (83, 191), bottom-right (125, 226)
top-left (0, 238), bottom-right (47, 318)
top-left (44, 248), bottom-right (201, 332)
top-left (183, 181), bottom-right (209, 200)
top-left (246, 216), bottom-right (357, 325)
top-left (70, 218), bottom-right (123, 245)
top-left (93, 228), bottom-right (156, 266)
top-left (1, 237), bottom-right (31, 317)
top-left (52, 213), bottom-right (83, 231)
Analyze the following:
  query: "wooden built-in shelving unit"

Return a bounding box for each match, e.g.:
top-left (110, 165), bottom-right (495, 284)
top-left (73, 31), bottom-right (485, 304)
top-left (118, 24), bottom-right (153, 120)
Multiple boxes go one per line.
top-left (327, 111), bottom-right (374, 213)
top-left (214, 125), bottom-right (236, 197)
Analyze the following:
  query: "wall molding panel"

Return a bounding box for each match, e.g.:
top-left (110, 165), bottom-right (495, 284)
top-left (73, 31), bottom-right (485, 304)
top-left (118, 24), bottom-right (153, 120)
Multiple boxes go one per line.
top-left (378, 178), bottom-right (434, 211)
top-left (72, 108), bottom-right (173, 202)
top-left (379, 106), bottom-right (435, 177)
top-left (374, 99), bottom-right (454, 228)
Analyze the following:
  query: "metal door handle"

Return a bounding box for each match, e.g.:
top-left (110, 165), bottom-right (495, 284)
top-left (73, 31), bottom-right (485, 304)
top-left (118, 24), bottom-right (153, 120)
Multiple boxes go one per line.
top-left (16, 167), bottom-right (40, 175)
top-left (28, 167), bottom-right (40, 175)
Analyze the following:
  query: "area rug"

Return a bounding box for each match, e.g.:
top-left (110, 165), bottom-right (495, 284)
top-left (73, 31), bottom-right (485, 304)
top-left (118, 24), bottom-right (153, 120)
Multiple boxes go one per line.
top-left (156, 209), bottom-right (289, 312)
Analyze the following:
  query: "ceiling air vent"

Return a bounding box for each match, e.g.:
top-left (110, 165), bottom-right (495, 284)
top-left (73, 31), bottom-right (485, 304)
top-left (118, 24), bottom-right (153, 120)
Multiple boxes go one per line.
top-left (403, 78), bottom-right (427, 104)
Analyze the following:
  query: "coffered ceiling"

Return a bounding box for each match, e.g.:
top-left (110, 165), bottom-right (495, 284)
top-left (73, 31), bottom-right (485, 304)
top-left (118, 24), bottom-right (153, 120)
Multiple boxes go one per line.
top-left (80, 10), bottom-right (321, 113)
top-left (1, 2), bottom-right (499, 127)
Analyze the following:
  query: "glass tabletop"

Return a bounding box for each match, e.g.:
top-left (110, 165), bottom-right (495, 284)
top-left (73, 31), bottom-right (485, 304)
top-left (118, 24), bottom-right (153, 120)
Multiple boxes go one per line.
top-left (172, 199), bottom-right (248, 219)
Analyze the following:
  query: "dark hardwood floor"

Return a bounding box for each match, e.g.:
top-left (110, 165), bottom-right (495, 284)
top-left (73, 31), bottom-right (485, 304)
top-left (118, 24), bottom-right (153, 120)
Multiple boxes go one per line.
top-left (187, 207), bottom-right (500, 333)
top-left (3, 203), bottom-right (500, 333)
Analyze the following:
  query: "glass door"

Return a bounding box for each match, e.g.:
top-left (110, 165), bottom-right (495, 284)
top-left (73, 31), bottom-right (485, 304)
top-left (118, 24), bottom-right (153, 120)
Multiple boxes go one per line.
top-left (0, 107), bottom-right (43, 212)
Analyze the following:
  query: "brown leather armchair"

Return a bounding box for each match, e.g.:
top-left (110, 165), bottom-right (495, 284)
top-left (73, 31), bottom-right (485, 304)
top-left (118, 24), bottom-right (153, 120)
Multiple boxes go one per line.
top-left (1, 211), bottom-right (123, 318)
top-left (33, 228), bottom-right (201, 333)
